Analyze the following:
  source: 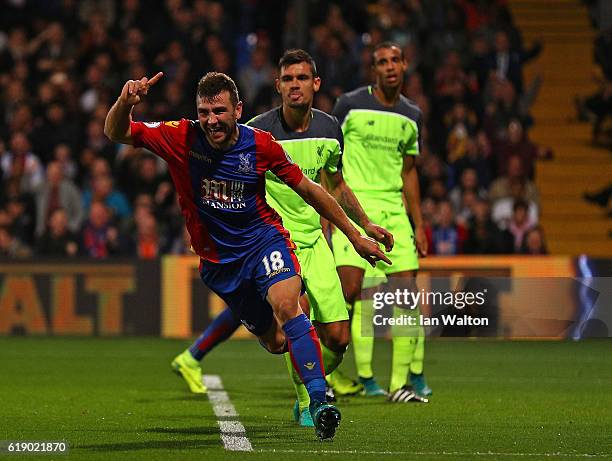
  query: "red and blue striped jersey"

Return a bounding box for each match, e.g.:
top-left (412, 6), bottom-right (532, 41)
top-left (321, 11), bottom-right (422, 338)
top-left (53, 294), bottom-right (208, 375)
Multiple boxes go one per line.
top-left (130, 119), bottom-right (304, 263)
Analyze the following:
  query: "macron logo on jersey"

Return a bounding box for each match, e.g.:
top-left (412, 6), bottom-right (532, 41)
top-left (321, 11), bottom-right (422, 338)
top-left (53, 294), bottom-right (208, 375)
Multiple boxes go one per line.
top-left (201, 179), bottom-right (246, 210)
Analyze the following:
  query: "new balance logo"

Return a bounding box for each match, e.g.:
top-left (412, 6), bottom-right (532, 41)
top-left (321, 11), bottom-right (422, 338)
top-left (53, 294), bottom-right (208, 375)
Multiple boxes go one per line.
top-left (304, 362), bottom-right (316, 370)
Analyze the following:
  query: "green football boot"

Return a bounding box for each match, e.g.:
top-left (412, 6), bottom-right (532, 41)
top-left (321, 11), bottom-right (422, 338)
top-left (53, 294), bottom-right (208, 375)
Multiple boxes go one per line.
top-left (326, 369), bottom-right (364, 396)
top-left (171, 350), bottom-right (207, 394)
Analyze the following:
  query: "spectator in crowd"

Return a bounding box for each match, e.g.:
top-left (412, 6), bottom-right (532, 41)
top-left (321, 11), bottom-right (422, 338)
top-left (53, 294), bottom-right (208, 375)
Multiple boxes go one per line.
top-left (464, 197), bottom-right (512, 254)
top-left (4, 194), bottom-right (35, 246)
top-left (80, 201), bottom-right (122, 258)
top-left (487, 30), bottom-right (525, 94)
top-left (507, 199), bottom-right (535, 252)
top-left (31, 103), bottom-right (80, 162)
top-left (52, 143), bottom-right (78, 181)
top-left (450, 132), bottom-right (493, 188)
top-left (1, 132), bottom-right (44, 195)
top-left (35, 161), bottom-right (83, 237)
top-left (493, 118), bottom-right (552, 178)
top-left (0, 225), bottom-right (31, 258)
top-left (520, 225), bottom-right (548, 255)
top-left (30, 21), bottom-right (76, 75)
top-left (84, 119), bottom-right (115, 160)
top-left (455, 189), bottom-right (479, 225)
top-left (122, 154), bottom-right (169, 203)
top-left (238, 47), bottom-right (275, 107)
top-left (489, 155), bottom-right (538, 204)
top-left (449, 168), bottom-right (487, 212)
top-left (426, 200), bottom-right (467, 255)
top-left (482, 73), bottom-right (525, 142)
top-left (82, 174), bottom-right (131, 220)
top-left (575, 28), bottom-right (612, 144)
top-left (127, 207), bottom-right (166, 259)
top-left (35, 208), bottom-right (79, 257)
top-left (443, 102), bottom-right (479, 163)
top-left (492, 179), bottom-right (539, 229)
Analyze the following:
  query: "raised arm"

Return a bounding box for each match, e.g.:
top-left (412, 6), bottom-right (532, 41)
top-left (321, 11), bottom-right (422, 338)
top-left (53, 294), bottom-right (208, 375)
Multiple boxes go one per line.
top-left (104, 72), bottom-right (164, 144)
top-left (292, 176), bottom-right (391, 266)
top-left (321, 169), bottom-right (394, 252)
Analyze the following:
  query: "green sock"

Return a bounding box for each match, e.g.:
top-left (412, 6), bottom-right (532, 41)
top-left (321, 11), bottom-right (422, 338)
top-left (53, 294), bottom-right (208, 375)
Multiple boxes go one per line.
top-left (390, 335), bottom-right (416, 392)
top-left (321, 342), bottom-right (343, 375)
top-left (409, 325), bottom-right (425, 375)
top-left (389, 306), bottom-right (418, 392)
top-left (351, 299), bottom-right (374, 379)
top-left (284, 352), bottom-right (310, 411)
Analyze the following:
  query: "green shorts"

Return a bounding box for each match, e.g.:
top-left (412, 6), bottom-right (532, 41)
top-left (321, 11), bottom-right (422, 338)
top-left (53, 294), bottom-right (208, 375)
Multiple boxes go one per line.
top-left (331, 205), bottom-right (419, 275)
top-left (295, 232), bottom-right (349, 324)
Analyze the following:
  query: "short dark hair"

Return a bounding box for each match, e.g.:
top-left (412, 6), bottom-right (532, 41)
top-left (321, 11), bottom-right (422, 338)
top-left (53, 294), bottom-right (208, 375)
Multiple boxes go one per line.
top-left (513, 199), bottom-right (529, 212)
top-left (278, 49), bottom-right (318, 77)
top-left (197, 72), bottom-right (239, 107)
top-left (372, 41), bottom-right (404, 61)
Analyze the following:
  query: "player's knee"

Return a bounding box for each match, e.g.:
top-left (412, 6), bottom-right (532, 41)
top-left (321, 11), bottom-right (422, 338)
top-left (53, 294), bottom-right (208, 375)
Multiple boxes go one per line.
top-left (259, 337), bottom-right (287, 355)
top-left (267, 343), bottom-right (287, 354)
top-left (342, 283), bottom-right (361, 305)
top-left (321, 322), bottom-right (350, 352)
top-left (325, 335), bottom-right (349, 353)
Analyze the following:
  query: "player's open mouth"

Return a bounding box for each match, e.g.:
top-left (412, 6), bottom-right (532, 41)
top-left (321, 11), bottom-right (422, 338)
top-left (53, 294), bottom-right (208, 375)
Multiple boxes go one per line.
top-left (207, 126), bottom-right (226, 140)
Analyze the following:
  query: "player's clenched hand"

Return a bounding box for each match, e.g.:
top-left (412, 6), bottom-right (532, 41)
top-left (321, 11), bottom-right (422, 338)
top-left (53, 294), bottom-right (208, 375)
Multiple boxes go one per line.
top-left (363, 222), bottom-right (394, 252)
top-left (119, 72), bottom-right (164, 106)
top-left (351, 235), bottom-right (392, 267)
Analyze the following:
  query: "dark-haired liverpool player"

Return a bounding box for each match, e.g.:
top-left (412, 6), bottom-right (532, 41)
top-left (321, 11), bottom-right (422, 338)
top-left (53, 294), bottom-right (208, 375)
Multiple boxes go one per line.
top-left (104, 71), bottom-right (390, 439)
top-left (330, 42), bottom-right (431, 402)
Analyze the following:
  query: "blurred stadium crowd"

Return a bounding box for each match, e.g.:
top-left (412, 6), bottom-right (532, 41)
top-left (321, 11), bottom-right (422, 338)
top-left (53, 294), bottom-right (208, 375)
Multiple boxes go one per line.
top-left (0, 0), bottom-right (555, 259)
top-left (576, 0), bottom-right (612, 147)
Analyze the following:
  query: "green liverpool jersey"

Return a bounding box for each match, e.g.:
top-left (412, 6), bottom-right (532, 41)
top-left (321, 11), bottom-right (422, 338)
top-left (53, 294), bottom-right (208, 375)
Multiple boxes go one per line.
top-left (247, 107), bottom-right (343, 247)
top-left (332, 85), bottom-right (421, 206)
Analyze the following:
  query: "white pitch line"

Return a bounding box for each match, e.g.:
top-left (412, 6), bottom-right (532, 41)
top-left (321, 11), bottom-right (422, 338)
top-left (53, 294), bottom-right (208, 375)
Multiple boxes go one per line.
top-left (203, 375), bottom-right (253, 452)
top-left (258, 449), bottom-right (611, 458)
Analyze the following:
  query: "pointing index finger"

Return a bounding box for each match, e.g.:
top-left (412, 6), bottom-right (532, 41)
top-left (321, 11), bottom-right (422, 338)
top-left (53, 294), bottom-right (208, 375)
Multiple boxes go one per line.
top-left (147, 72), bottom-right (164, 88)
top-left (378, 251), bottom-right (392, 265)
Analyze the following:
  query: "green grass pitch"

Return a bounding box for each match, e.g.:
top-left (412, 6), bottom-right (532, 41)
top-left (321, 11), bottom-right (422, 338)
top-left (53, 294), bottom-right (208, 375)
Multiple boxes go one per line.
top-left (1, 337), bottom-right (611, 460)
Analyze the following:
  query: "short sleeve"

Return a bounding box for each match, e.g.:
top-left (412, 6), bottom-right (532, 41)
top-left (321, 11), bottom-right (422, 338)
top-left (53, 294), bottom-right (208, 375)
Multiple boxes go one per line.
top-left (331, 95), bottom-right (351, 128)
top-left (264, 136), bottom-right (304, 188)
top-left (324, 119), bottom-right (344, 174)
top-left (130, 119), bottom-right (189, 163)
top-left (404, 111), bottom-right (422, 157)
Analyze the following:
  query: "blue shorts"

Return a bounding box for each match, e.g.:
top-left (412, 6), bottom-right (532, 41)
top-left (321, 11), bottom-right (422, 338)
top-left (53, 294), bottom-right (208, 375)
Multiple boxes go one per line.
top-left (199, 236), bottom-right (302, 336)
